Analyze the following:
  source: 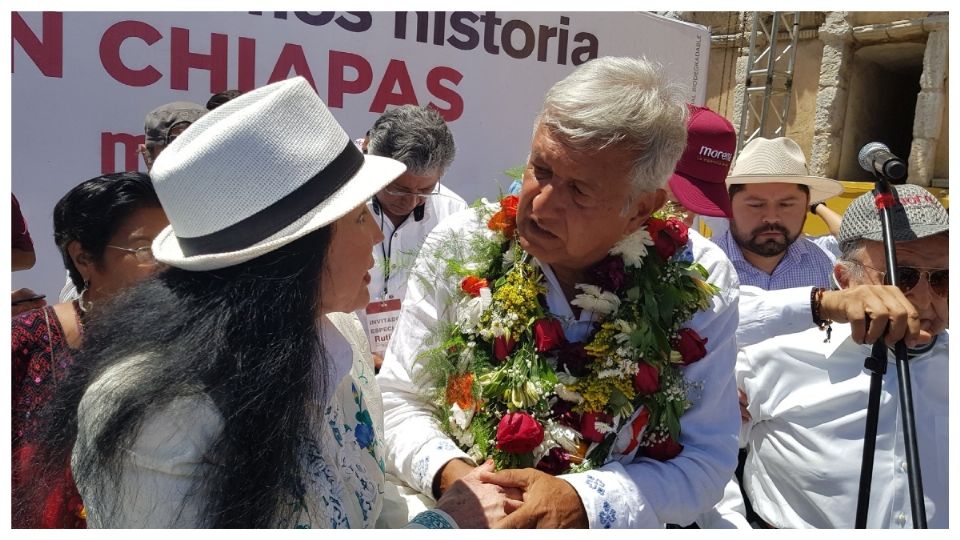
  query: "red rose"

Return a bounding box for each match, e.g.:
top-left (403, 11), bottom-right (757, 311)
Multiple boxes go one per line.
top-left (493, 335), bottom-right (516, 362)
top-left (646, 217), bottom-right (666, 236)
top-left (580, 411), bottom-right (613, 443)
top-left (653, 231), bottom-right (678, 260)
top-left (535, 446), bottom-right (572, 475)
top-left (663, 217), bottom-right (689, 247)
top-left (632, 362), bottom-right (660, 395)
top-left (496, 411), bottom-right (544, 454)
top-left (550, 399), bottom-right (582, 429)
top-left (643, 433), bottom-right (684, 461)
top-left (589, 255), bottom-right (628, 292)
top-left (646, 216), bottom-right (686, 260)
top-left (533, 318), bottom-right (565, 352)
top-left (557, 342), bottom-right (591, 377)
top-left (460, 275), bottom-right (488, 297)
top-left (674, 328), bottom-right (708, 365)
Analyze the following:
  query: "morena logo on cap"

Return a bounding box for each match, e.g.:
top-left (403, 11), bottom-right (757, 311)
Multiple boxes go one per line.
top-left (698, 145), bottom-right (733, 163)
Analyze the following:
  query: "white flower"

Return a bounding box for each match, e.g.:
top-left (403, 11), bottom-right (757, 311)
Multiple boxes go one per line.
top-left (450, 402), bottom-right (475, 430)
top-left (456, 429), bottom-right (475, 447)
top-left (532, 438), bottom-right (560, 463)
top-left (610, 226), bottom-right (654, 268)
top-left (593, 420), bottom-right (615, 435)
top-left (570, 283), bottom-right (621, 316)
top-left (456, 287), bottom-right (492, 332)
top-left (502, 243), bottom-right (517, 267)
top-left (468, 445), bottom-right (485, 464)
top-left (596, 368), bottom-right (622, 379)
top-left (554, 383), bottom-right (584, 404)
top-left (547, 421), bottom-right (582, 453)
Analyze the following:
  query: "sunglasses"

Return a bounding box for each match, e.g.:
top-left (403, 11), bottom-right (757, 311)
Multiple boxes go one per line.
top-left (854, 262), bottom-right (948, 298)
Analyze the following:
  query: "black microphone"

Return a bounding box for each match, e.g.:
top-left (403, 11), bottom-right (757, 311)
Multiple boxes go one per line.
top-left (858, 142), bottom-right (907, 182)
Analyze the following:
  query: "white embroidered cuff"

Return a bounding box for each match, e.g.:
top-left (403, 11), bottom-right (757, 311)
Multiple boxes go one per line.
top-left (410, 438), bottom-right (476, 498)
top-left (562, 462), bottom-right (660, 528)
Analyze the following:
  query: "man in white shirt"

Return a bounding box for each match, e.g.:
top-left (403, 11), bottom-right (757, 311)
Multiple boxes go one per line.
top-left (729, 184), bottom-right (949, 528)
top-left (359, 105), bottom-right (468, 369)
top-left (378, 57), bottom-right (742, 528)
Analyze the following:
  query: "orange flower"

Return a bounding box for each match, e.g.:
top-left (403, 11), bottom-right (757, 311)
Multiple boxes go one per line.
top-left (446, 372), bottom-right (476, 410)
top-left (487, 195), bottom-right (520, 237)
top-left (461, 276), bottom-right (489, 297)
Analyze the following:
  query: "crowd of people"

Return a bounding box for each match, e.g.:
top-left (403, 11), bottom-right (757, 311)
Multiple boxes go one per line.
top-left (9, 55), bottom-right (949, 529)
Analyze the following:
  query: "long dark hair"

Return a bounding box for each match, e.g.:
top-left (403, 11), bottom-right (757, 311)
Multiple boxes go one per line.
top-left (25, 225), bottom-right (334, 527)
top-left (53, 171), bottom-right (161, 292)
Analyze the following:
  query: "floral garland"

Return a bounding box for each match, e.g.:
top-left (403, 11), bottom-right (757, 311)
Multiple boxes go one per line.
top-left (421, 195), bottom-right (719, 474)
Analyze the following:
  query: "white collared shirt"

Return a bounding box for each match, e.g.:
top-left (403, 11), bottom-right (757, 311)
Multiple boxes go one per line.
top-left (377, 206), bottom-right (742, 528)
top-left (367, 184), bottom-right (468, 303)
top-left (734, 324), bottom-right (949, 528)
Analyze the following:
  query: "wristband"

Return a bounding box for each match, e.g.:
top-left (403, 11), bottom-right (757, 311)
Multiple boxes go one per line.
top-left (810, 202), bottom-right (824, 215)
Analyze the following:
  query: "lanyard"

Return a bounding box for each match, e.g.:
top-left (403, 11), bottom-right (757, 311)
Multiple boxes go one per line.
top-left (378, 209), bottom-right (395, 299)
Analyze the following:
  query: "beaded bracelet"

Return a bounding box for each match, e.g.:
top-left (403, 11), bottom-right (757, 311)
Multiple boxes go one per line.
top-left (810, 286), bottom-right (833, 342)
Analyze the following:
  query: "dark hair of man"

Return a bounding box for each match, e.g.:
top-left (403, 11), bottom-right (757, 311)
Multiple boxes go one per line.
top-left (23, 225), bottom-right (333, 528)
top-left (728, 182), bottom-right (810, 199)
top-left (206, 89), bottom-right (242, 111)
top-left (53, 172), bottom-right (161, 293)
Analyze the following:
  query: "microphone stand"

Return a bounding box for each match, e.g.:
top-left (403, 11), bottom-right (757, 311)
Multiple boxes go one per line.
top-left (854, 175), bottom-right (927, 528)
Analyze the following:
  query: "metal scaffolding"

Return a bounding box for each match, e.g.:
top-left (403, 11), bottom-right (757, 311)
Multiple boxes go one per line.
top-left (736, 12), bottom-right (801, 153)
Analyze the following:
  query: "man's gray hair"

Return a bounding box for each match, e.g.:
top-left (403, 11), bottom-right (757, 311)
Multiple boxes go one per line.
top-left (837, 238), bottom-right (868, 281)
top-left (366, 105), bottom-right (456, 176)
top-left (536, 56), bottom-right (689, 194)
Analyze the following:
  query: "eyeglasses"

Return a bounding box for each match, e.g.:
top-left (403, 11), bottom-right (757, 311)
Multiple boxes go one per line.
top-left (382, 185), bottom-right (441, 199)
top-left (853, 262), bottom-right (948, 298)
top-left (107, 245), bottom-right (156, 265)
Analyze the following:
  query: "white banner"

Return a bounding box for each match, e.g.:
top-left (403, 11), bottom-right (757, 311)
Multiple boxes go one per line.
top-left (12, 11), bottom-right (709, 297)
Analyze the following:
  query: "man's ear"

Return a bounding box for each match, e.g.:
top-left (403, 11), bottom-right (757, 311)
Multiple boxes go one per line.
top-left (361, 137), bottom-right (369, 153)
top-left (138, 144), bottom-right (154, 171)
top-left (624, 188), bottom-right (667, 235)
top-left (67, 241), bottom-right (94, 284)
top-left (834, 263), bottom-right (851, 290)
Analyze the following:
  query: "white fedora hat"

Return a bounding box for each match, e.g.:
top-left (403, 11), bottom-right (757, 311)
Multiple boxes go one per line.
top-left (150, 77), bottom-right (405, 271)
top-left (726, 137), bottom-right (843, 204)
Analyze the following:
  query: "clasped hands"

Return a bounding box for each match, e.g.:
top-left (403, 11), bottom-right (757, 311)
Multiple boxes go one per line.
top-left (433, 458), bottom-right (588, 528)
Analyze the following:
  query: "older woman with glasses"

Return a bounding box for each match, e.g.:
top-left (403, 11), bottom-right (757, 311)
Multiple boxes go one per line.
top-left (11, 172), bottom-right (168, 528)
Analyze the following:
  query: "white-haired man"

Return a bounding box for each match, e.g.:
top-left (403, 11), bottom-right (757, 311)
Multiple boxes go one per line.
top-left (727, 184), bottom-right (948, 528)
top-left (378, 57), bottom-right (741, 528)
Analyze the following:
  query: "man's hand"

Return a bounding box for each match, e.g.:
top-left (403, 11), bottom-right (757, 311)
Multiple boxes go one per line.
top-left (434, 460), bottom-right (523, 528)
top-left (434, 457), bottom-right (475, 498)
top-left (478, 467), bottom-right (588, 528)
top-left (12, 288), bottom-right (47, 317)
top-left (820, 285), bottom-right (921, 346)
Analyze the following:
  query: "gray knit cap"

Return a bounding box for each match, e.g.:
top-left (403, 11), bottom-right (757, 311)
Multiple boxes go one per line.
top-left (838, 184), bottom-right (948, 249)
top-left (144, 101), bottom-right (207, 145)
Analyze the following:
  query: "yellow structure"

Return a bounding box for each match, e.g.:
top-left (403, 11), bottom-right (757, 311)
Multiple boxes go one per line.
top-left (804, 182), bottom-right (949, 236)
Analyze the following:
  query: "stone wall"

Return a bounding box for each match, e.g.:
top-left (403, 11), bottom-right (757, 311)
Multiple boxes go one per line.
top-left (682, 11), bottom-right (948, 185)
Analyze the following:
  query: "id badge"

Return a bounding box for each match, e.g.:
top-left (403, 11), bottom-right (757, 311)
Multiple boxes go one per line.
top-left (365, 298), bottom-right (402, 356)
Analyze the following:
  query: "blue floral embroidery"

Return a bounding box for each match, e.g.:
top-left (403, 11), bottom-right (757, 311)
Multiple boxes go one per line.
top-left (413, 456), bottom-right (430, 490)
top-left (585, 474), bottom-right (606, 495)
top-left (355, 422), bottom-right (375, 449)
top-left (676, 244), bottom-right (694, 263)
top-left (435, 439), bottom-right (457, 452)
top-left (598, 501), bottom-right (616, 529)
